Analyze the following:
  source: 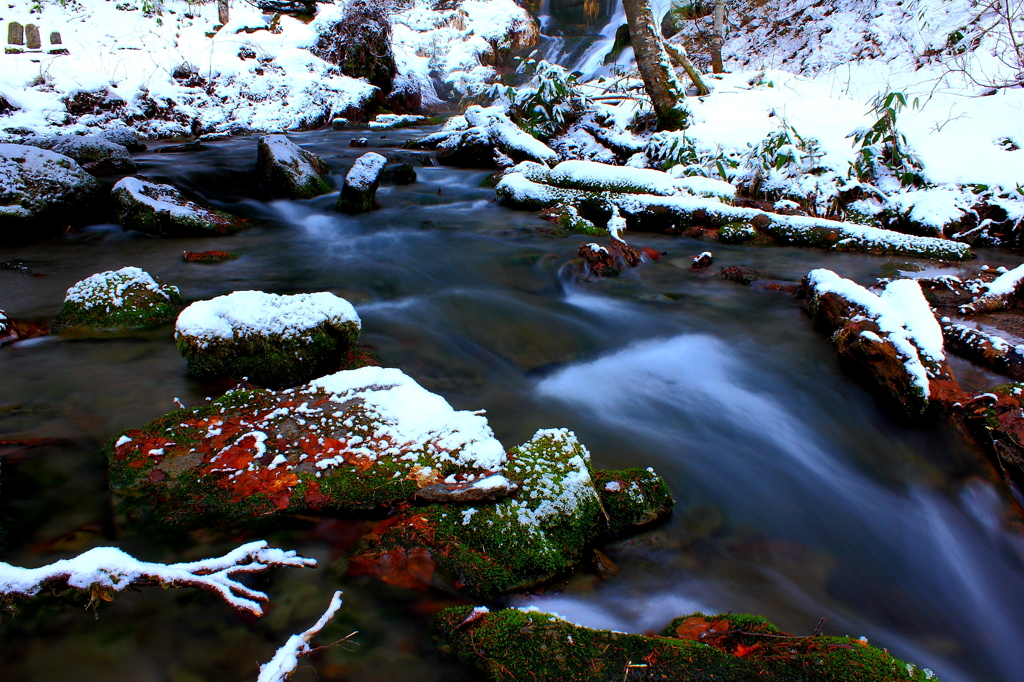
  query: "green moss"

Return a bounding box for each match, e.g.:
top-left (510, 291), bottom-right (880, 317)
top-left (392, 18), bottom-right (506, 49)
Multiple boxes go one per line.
top-left (112, 181), bottom-right (247, 237)
top-left (356, 432), bottom-right (674, 600)
top-left (176, 320), bottom-right (360, 388)
top-left (552, 203), bottom-right (604, 236)
top-left (433, 606), bottom-right (940, 682)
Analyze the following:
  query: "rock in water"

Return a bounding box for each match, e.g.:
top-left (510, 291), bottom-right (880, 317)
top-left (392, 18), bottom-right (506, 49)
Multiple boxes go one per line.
top-left (380, 163), bottom-right (416, 185)
top-left (0, 309), bottom-right (17, 345)
top-left (349, 429), bottom-right (673, 599)
top-left (310, 1), bottom-right (396, 93)
top-left (24, 135), bottom-right (136, 175)
top-left (337, 152), bottom-right (387, 214)
top-left (51, 267), bottom-right (183, 333)
top-left (256, 134), bottom-right (330, 200)
top-left (433, 607), bottom-right (942, 682)
top-left (106, 368), bottom-right (673, 598)
top-left (0, 144), bottom-right (103, 242)
top-left (174, 290), bottom-right (362, 387)
top-left (112, 177), bottom-right (247, 237)
top-left (107, 366), bottom-right (511, 527)
top-left (99, 127), bottom-right (147, 152)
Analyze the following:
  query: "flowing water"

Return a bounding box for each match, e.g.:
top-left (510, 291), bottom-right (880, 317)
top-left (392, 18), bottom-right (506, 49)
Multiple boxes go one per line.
top-left (2, 127), bottom-right (1024, 682)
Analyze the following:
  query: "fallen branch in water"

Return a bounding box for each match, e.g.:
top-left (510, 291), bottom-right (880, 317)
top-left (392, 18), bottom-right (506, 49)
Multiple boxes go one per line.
top-left (257, 591), bottom-right (354, 682)
top-left (0, 540), bottom-right (316, 615)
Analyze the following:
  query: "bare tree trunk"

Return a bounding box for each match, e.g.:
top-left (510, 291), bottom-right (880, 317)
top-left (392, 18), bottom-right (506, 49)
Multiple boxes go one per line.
top-left (218, 0), bottom-right (229, 25)
top-left (662, 41), bottom-right (710, 96)
top-left (711, 0), bottom-right (725, 73)
top-left (622, 0), bottom-right (688, 130)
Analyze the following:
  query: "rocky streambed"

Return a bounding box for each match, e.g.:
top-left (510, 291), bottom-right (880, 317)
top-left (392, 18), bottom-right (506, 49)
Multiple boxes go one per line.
top-left (1, 126), bottom-right (1024, 681)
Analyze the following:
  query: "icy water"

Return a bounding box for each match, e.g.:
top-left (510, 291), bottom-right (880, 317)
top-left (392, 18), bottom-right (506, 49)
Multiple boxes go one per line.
top-left (2, 128), bottom-right (1024, 682)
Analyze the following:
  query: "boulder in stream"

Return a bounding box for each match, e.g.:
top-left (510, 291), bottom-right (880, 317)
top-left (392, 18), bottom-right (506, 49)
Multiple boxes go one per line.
top-left (23, 135), bottom-right (137, 175)
top-left (112, 177), bottom-right (247, 237)
top-left (433, 607), bottom-right (942, 682)
top-left (99, 127), bottom-right (147, 152)
top-left (256, 134), bottom-right (330, 200)
top-left (174, 290), bottom-right (362, 388)
top-left (107, 368), bottom-right (673, 599)
top-left (51, 267), bottom-right (183, 333)
top-left (337, 152), bottom-right (387, 214)
top-left (0, 143), bottom-right (103, 242)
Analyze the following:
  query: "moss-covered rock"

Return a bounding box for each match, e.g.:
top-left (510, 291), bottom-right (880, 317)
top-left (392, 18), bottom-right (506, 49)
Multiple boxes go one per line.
top-left (175, 290), bottom-right (362, 388)
top-left (380, 163), bottom-right (417, 185)
top-left (51, 267), bottom-right (183, 333)
top-left (112, 177), bottom-right (247, 237)
top-left (350, 429), bottom-right (673, 600)
top-left (433, 607), bottom-right (940, 682)
top-left (337, 152), bottom-right (387, 214)
top-left (107, 366), bottom-right (512, 529)
top-left (0, 143), bottom-right (104, 242)
top-left (310, 1), bottom-right (397, 93)
top-left (25, 135), bottom-right (136, 175)
top-left (256, 134), bottom-right (330, 200)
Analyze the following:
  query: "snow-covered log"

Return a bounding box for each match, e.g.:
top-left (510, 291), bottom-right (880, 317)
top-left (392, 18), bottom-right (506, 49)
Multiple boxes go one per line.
top-left (959, 264), bottom-right (1024, 314)
top-left (257, 591), bottom-right (349, 682)
top-left (801, 269), bottom-right (962, 418)
top-left (942, 322), bottom-right (1024, 381)
top-left (0, 541), bottom-right (316, 615)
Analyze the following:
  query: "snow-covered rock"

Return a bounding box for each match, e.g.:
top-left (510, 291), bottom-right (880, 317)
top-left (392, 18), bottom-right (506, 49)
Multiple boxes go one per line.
top-left (98, 126), bottom-right (147, 152)
top-left (411, 106), bottom-right (558, 168)
top-left (174, 290), bottom-right (362, 388)
top-left (337, 152), bottom-right (388, 214)
top-left (256, 135), bottom-right (330, 200)
top-left (51, 267), bottom-right (183, 333)
top-left (111, 177), bottom-right (247, 237)
top-left (0, 143), bottom-right (103, 242)
top-left (23, 135), bottom-right (136, 176)
top-left (108, 364), bottom-right (511, 526)
top-left (368, 114), bottom-right (426, 130)
top-left (0, 309), bottom-right (16, 345)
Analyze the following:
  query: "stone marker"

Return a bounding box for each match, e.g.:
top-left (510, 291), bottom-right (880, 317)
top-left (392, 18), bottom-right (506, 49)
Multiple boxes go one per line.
top-left (49, 31), bottom-right (61, 45)
top-left (7, 22), bottom-right (23, 45)
top-left (25, 24), bottom-right (40, 50)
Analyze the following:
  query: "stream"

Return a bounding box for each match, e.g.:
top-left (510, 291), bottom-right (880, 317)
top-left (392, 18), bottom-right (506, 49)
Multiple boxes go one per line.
top-left (2, 127), bottom-right (1024, 682)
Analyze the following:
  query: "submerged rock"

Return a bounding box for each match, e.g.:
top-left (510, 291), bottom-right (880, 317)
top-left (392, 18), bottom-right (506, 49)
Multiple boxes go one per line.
top-left (24, 135), bottom-right (137, 175)
top-left (51, 267), bottom-right (183, 333)
top-left (349, 429), bottom-right (672, 599)
top-left (380, 163), bottom-right (417, 185)
top-left (256, 134), bottom-right (330, 200)
top-left (0, 143), bottom-right (103, 241)
top-left (174, 290), bottom-right (362, 388)
top-left (182, 250), bottom-right (239, 264)
top-left (112, 177), bottom-right (247, 237)
top-left (108, 366), bottom-right (512, 527)
top-left (337, 152), bottom-right (387, 214)
top-left (433, 607), bottom-right (941, 682)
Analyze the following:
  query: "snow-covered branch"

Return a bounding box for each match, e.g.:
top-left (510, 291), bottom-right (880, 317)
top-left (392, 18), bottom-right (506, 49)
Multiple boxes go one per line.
top-left (0, 541), bottom-right (316, 615)
top-left (257, 591), bottom-right (351, 682)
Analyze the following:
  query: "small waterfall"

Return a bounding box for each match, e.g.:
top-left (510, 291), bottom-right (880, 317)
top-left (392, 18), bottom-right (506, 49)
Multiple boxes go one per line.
top-left (531, 0), bottom-right (632, 79)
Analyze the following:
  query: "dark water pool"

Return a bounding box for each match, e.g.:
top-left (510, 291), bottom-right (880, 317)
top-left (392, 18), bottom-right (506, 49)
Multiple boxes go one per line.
top-left (1, 127), bottom-right (1023, 682)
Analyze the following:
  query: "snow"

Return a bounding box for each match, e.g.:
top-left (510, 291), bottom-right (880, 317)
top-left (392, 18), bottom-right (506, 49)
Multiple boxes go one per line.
top-left (112, 177), bottom-right (209, 220)
top-left (175, 291), bottom-right (360, 347)
top-left (368, 114), bottom-right (426, 130)
top-left (0, 143), bottom-right (97, 214)
top-left (345, 153), bottom-right (388, 192)
top-left (0, 540), bottom-right (316, 616)
top-left (807, 269), bottom-right (945, 395)
top-left (548, 160), bottom-right (679, 196)
top-left (65, 266), bottom-right (177, 308)
top-left (0, 0), bottom-right (534, 137)
top-left (982, 264), bottom-right (1024, 297)
top-left (257, 591), bottom-right (344, 682)
top-left (309, 366), bottom-right (507, 471)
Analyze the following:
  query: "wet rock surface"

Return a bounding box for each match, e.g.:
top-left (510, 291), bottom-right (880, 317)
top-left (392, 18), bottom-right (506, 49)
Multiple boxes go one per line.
top-left (337, 152), bottom-right (387, 214)
top-left (256, 134), bottom-right (330, 200)
top-left (111, 176), bottom-right (247, 237)
top-left (22, 135), bottom-right (137, 176)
